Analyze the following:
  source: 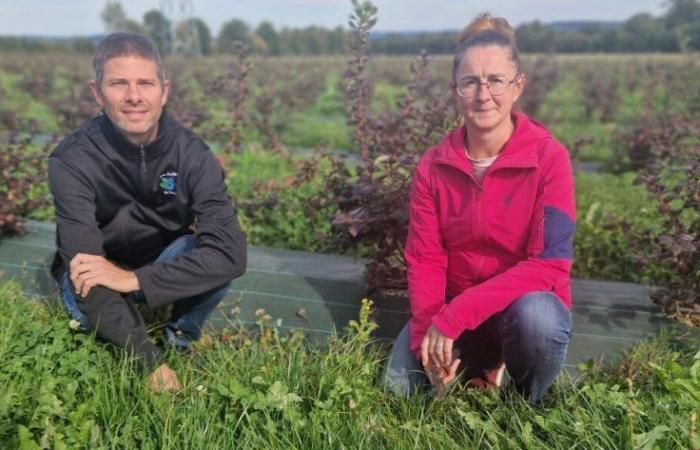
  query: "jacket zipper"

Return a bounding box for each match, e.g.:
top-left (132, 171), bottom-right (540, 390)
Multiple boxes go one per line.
top-left (475, 182), bottom-right (486, 281)
top-left (139, 145), bottom-right (146, 173)
top-left (139, 145), bottom-right (148, 194)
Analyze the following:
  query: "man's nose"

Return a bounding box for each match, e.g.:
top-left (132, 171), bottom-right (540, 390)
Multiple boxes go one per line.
top-left (125, 84), bottom-right (142, 103)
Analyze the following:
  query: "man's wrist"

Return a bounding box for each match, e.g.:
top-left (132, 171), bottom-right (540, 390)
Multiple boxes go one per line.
top-left (127, 271), bottom-right (140, 292)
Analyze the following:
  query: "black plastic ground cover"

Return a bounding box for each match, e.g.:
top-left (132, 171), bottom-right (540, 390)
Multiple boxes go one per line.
top-left (0, 220), bottom-right (680, 372)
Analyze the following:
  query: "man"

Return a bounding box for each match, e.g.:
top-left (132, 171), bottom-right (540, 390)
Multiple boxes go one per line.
top-left (49, 33), bottom-right (247, 392)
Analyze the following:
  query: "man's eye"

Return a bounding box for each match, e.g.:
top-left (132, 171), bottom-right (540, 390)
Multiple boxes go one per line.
top-left (490, 78), bottom-right (507, 86)
top-left (462, 80), bottom-right (478, 88)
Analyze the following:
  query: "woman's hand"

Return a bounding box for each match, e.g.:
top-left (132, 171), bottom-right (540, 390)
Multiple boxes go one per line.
top-left (421, 325), bottom-right (455, 368)
top-left (421, 325), bottom-right (461, 392)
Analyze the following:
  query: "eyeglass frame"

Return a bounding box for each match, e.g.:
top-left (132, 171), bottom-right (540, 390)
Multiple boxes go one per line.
top-left (454, 73), bottom-right (523, 98)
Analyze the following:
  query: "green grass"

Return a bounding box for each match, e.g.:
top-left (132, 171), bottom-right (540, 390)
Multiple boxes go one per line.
top-left (282, 113), bottom-right (350, 149)
top-left (223, 148), bottom-right (335, 252)
top-left (281, 74), bottom-right (351, 150)
top-left (0, 70), bottom-right (59, 132)
top-left (2, 280), bottom-right (698, 449)
top-left (572, 171), bottom-right (670, 283)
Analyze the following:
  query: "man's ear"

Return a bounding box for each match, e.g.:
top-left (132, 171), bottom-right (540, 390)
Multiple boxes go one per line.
top-left (161, 79), bottom-right (171, 106)
top-left (89, 80), bottom-right (105, 108)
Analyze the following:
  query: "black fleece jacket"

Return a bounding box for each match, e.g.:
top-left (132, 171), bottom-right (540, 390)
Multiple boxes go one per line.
top-left (49, 111), bottom-right (247, 369)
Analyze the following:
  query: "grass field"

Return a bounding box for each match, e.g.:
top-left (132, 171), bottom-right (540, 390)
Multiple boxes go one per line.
top-left (2, 281), bottom-right (699, 449)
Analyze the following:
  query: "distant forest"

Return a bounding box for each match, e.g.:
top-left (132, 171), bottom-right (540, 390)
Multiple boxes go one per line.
top-left (2, 0), bottom-right (699, 54)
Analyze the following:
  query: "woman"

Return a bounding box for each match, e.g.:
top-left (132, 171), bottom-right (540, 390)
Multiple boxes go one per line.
top-left (383, 14), bottom-right (575, 403)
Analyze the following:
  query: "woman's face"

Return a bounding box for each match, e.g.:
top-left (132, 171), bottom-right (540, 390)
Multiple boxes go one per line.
top-left (453, 45), bottom-right (524, 134)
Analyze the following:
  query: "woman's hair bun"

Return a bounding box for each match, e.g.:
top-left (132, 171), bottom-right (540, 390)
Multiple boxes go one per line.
top-left (459, 13), bottom-right (515, 43)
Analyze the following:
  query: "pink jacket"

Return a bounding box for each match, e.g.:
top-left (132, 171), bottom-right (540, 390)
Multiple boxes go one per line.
top-left (405, 112), bottom-right (576, 355)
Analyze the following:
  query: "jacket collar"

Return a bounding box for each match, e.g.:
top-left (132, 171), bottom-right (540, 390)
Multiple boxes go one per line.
top-left (433, 111), bottom-right (548, 174)
top-left (99, 109), bottom-right (175, 161)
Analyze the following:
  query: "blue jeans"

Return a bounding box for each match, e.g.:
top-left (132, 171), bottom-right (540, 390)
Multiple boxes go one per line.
top-left (59, 235), bottom-right (231, 349)
top-left (383, 291), bottom-right (572, 403)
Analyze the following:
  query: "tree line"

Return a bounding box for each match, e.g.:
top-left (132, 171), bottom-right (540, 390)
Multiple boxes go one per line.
top-left (1, 0), bottom-right (699, 54)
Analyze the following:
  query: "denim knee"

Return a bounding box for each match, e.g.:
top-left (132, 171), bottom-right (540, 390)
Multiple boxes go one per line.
top-left (502, 292), bottom-right (571, 344)
top-left (156, 235), bottom-right (195, 263)
top-left (501, 291), bottom-right (572, 402)
top-left (382, 322), bottom-right (429, 397)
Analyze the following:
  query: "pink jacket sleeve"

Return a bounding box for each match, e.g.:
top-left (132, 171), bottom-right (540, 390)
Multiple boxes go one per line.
top-left (432, 141), bottom-right (576, 339)
top-left (404, 158), bottom-right (448, 355)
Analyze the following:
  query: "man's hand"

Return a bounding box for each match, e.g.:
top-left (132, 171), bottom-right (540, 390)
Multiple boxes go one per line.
top-left (70, 253), bottom-right (139, 297)
top-left (148, 363), bottom-right (182, 393)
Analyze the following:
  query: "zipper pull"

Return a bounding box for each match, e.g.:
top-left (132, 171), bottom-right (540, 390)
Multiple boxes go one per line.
top-left (139, 145), bottom-right (146, 173)
top-left (476, 189), bottom-right (484, 200)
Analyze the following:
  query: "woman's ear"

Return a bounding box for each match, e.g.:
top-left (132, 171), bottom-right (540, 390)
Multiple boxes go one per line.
top-left (513, 73), bottom-right (526, 103)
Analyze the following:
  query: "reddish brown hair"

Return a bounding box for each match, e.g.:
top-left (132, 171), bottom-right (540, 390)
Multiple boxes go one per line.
top-left (452, 13), bottom-right (520, 82)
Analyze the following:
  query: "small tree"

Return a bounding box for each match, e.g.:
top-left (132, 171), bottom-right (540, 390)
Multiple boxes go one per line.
top-left (101, 1), bottom-right (146, 35)
top-left (217, 19), bottom-right (251, 53)
top-left (324, 0), bottom-right (457, 292)
top-left (144, 10), bottom-right (172, 55)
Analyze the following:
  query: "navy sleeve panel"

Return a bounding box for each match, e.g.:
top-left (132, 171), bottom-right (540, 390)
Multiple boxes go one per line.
top-left (538, 205), bottom-right (575, 260)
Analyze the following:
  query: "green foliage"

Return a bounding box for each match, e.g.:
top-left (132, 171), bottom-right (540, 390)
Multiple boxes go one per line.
top-left (1, 281), bottom-right (699, 449)
top-left (0, 71), bottom-right (60, 133)
top-left (0, 50), bottom-right (696, 305)
top-left (282, 114), bottom-right (350, 150)
top-left (225, 148), bottom-right (335, 251)
top-left (0, 282), bottom-right (113, 449)
top-left (143, 10), bottom-right (172, 55)
top-left (573, 171), bottom-right (669, 283)
top-left (217, 19), bottom-right (252, 53)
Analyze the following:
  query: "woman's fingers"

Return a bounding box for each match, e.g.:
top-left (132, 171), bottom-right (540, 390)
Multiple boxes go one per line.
top-left (432, 335), bottom-right (452, 368)
top-left (441, 339), bottom-right (453, 368)
top-left (420, 337), bottom-right (430, 368)
top-left (442, 358), bottom-right (461, 385)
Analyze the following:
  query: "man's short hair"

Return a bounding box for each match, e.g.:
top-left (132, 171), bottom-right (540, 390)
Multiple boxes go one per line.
top-left (93, 33), bottom-right (165, 85)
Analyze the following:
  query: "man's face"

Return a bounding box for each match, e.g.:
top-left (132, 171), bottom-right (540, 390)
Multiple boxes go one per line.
top-left (90, 55), bottom-right (170, 146)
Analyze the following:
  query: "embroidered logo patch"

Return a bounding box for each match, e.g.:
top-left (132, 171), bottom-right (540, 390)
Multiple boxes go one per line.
top-left (159, 172), bottom-right (177, 196)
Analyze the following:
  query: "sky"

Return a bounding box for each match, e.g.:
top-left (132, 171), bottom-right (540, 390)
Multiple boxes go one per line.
top-left (2, 0), bottom-right (668, 37)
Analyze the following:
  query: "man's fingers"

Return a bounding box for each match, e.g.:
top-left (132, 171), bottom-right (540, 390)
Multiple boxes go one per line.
top-left (72, 262), bottom-right (95, 280)
top-left (80, 277), bottom-right (99, 297)
top-left (70, 254), bottom-right (95, 286)
top-left (75, 270), bottom-right (101, 297)
top-left (70, 253), bottom-right (103, 272)
top-left (70, 253), bottom-right (89, 270)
